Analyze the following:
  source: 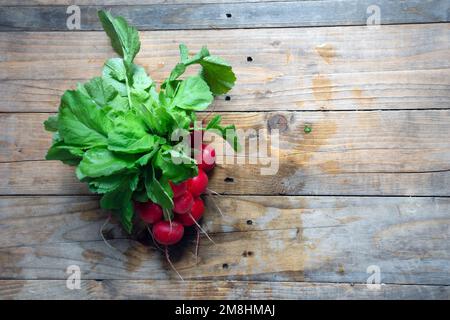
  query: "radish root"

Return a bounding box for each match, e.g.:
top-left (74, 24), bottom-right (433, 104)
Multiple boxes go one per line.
top-left (195, 226), bottom-right (201, 265)
top-left (100, 214), bottom-right (121, 253)
top-left (165, 246), bottom-right (184, 281)
top-left (190, 213), bottom-right (215, 245)
top-left (206, 188), bottom-right (224, 217)
top-left (146, 225), bottom-right (164, 252)
top-left (207, 188), bottom-right (222, 197)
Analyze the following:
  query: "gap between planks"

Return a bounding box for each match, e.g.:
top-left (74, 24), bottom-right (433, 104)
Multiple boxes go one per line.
top-left (1, 280), bottom-right (448, 300)
top-left (1, 22), bottom-right (449, 33)
top-left (3, 108), bottom-right (450, 115)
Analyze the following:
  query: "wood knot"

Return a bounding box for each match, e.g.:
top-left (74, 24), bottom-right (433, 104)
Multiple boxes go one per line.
top-left (267, 114), bottom-right (288, 133)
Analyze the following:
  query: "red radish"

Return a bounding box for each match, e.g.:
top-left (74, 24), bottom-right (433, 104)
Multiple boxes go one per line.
top-left (135, 201), bottom-right (163, 224)
top-left (188, 169), bottom-right (208, 197)
top-left (176, 197), bottom-right (205, 227)
top-left (191, 197), bottom-right (205, 220)
top-left (173, 191), bottom-right (194, 214)
top-left (190, 129), bottom-right (204, 150)
top-left (175, 213), bottom-right (192, 226)
top-left (196, 144), bottom-right (216, 172)
top-left (170, 181), bottom-right (188, 198)
top-left (152, 220), bottom-right (184, 245)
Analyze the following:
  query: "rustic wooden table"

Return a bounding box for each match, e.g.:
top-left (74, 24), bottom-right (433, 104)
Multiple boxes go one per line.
top-left (0, 0), bottom-right (449, 299)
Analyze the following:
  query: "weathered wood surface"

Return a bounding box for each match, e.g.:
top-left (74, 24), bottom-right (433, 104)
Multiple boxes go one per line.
top-left (1, 111), bottom-right (450, 196)
top-left (1, 280), bottom-right (448, 300)
top-left (1, 24), bottom-right (449, 112)
top-left (0, 0), bottom-right (449, 300)
top-left (1, 195), bottom-right (449, 285)
top-left (0, 0), bottom-right (448, 31)
top-left (1, 0), bottom-right (290, 4)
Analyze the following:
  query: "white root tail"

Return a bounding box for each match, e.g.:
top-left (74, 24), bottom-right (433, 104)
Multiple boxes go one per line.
top-left (146, 225), bottom-right (164, 252)
top-left (100, 215), bottom-right (121, 253)
top-left (165, 246), bottom-right (184, 281)
top-left (195, 226), bottom-right (200, 265)
top-left (190, 213), bottom-right (216, 245)
top-left (206, 188), bottom-right (224, 217)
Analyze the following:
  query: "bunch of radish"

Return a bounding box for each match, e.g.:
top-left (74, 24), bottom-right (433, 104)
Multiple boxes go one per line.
top-left (134, 141), bottom-right (216, 247)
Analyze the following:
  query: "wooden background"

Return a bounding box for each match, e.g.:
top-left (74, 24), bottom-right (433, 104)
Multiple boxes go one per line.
top-left (0, 0), bottom-right (449, 299)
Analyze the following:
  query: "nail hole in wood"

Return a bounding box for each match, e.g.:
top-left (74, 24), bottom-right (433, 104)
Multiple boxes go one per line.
top-left (226, 13), bottom-right (232, 18)
top-left (242, 251), bottom-right (254, 257)
top-left (222, 263), bottom-right (229, 269)
top-left (246, 219), bottom-right (253, 225)
top-left (225, 95), bottom-right (231, 101)
top-left (224, 177), bottom-right (234, 183)
top-left (247, 56), bottom-right (253, 62)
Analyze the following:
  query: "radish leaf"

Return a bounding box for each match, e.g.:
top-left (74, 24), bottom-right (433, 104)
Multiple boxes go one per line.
top-left (78, 147), bottom-right (138, 178)
top-left (44, 10), bottom-right (238, 233)
top-left (98, 10), bottom-right (140, 67)
top-left (84, 77), bottom-right (117, 107)
top-left (169, 76), bottom-right (213, 111)
top-left (58, 90), bottom-right (112, 148)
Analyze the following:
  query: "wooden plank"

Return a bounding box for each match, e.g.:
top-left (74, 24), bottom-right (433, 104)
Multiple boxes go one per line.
top-left (1, 111), bottom-right (450, 196)
top-left (1, 195), bottom-right (449, 284)
top-left (0, 195), bottom-right (124, 247)
top-left (1, 280), bottom-right (448, 300)
top-left (1, 24), bottom-right (449, 112)
top-left (0, 0), bottom-right (448, 31)
top-left (0, 0), bottom-right (289, 5)
top-left (2, 70), bottom-right (449, 113)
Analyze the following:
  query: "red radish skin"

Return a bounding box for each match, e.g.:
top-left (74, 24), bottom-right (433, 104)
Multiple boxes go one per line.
top-left (196, 144), bottom-right (216, 172)
top-left (135, 201), bottom-right (163, 224)
top-left (190, 130), bottom-right (204, 152)
top-left (191, 197), bottom-right (205, 220)
top-left (173, 191), bottom-right (194, 214)
top-left (188, 169), bottom-right (208, 197)
top-left (170, 181), bottom-right (188, 198)
top-left (176, 197), bottom-right (205, 227)
top-left (152, 221), bottom-right (184, 245)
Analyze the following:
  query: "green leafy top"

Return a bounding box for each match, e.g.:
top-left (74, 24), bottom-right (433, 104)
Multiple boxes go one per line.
top-left (44, 10), bottom-right (238, 233)
top-left (98, 11), bottom-right (140, 67)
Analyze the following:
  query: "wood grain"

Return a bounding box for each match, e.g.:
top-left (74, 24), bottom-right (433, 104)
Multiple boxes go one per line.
top-left (1, 1), bottom-right (449, 299)
top-left (1, 24), bottom-right (449, 112)
top-left (1, 111), bottom-right (450, 196)
top-left (0, 0), bottom-right (448, 31)
top-left (0, 0), bottom-right (290, 4)
top-left (1, 280), bottom-right (448, 300)
top-left (1, 195), bottom-right (449, 284)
